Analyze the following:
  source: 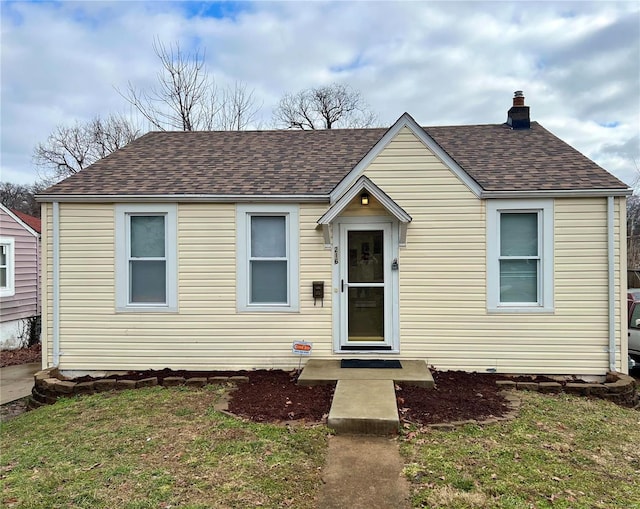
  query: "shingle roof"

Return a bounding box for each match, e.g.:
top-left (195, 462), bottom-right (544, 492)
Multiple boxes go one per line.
top-left (11, 209), bottom-right (41, 233)
top-left (41, 121), bottom-right (628, 197)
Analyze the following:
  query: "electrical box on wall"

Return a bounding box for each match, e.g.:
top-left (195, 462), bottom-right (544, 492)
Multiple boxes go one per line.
top-left (312, 281), bottom-right (324, 306)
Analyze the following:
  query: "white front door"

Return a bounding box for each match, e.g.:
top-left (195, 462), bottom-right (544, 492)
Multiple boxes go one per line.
top-left (337, 222), bottom-right (394, 351)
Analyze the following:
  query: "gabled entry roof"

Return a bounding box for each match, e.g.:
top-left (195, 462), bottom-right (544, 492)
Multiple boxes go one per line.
top-left (317, 176), bottom-right (412, 247)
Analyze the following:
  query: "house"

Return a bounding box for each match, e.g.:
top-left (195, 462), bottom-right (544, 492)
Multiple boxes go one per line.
top-left (36, 92), bottom-right (632, 376)
top-left (0, 204), bottom-right (41, 350)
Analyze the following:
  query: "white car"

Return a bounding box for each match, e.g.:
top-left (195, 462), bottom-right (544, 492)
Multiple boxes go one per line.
top-left (627, 290), bottom-right (640, 366)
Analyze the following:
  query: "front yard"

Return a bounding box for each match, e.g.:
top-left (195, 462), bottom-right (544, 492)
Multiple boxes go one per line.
top-left (402, 391), bottom-right (640, 508)
top-left (1, 380), bottom-right (639, 508)
top-left (1, 385), bottom-right (328, 509)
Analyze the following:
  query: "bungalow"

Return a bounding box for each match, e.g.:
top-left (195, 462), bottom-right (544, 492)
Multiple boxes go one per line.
top-left (0, 204), bottom-right (41, 349)
top-left (36, 92), bottom-right (631, 376)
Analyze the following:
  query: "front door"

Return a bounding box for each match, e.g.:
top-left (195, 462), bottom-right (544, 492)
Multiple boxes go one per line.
top-left (338, 223), bottom-right (393, 350)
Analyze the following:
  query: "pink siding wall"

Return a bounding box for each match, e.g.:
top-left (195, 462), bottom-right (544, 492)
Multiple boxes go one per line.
top-left (0, 208), bottom-right (39, 323)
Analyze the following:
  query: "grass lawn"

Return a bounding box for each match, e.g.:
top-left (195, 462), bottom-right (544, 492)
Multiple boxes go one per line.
top-left (401, 391), bottom-right (640, 509)
top-left (2, 383), bottom-right (639, 509)
top-left (0, 385), bottom-right (329, 509)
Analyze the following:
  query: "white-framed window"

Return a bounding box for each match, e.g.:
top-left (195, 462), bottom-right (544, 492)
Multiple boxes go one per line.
top-left (487, 199), bottom-right (554, 312)
top-left (115, 204), bottom-right (177, 312)
top-left (236, 204), bottom-right (299, 312)
top-left (0, 237), bottom-right (15, 298)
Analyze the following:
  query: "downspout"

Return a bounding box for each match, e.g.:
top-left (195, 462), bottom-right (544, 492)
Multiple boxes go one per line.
top-left (53, 202), bottom-right (60, 367)
top-left (607, 196), bottom-right (616, 372)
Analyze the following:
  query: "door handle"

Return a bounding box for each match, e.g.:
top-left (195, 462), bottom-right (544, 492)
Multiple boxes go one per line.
top-left (341, 279), bottom-right (344, 292)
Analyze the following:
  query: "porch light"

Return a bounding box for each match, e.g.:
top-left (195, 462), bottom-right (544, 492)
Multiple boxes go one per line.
top-left (360, 192), bottom-right (369, 206)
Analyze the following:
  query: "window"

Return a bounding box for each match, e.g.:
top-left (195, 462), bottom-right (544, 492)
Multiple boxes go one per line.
top-left (0, 238), bottom-right (15, 298)
top-left (237, 204), bottom-right (299, 312)
top-left (115, 205), bottom-right (177, 312)
top-left (487, 200), bottom-right (553, 312)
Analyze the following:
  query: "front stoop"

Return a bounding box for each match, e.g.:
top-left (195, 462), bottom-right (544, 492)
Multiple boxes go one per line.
top-left (328, 379), bottom-right (400, 435)
top-left (298, 359), bottom-right (434, 388)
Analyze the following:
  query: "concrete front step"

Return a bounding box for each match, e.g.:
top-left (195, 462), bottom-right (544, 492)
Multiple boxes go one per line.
top-left (328, 379), bottom-right (400, 435)
top-left (298, 359), bottom-right (434, 388)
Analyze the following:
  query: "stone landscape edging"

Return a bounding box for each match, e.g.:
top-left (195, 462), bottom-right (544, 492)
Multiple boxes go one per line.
top-left (495, 371), bottom-right (637, 407)
top-left (29, 368), bottom-right (638, 422)
top-left (29, 367), bottom-right (249, 408)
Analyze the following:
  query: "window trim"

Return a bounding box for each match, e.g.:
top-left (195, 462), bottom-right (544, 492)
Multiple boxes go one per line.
top-left (115, 204), bottom-right (177, 312)
top-left (236, 204), bottom-right (299, 312)
top-left (0, 237), bottom-right (15, 298)
top-left (487, 199), bottom-right (554, 313)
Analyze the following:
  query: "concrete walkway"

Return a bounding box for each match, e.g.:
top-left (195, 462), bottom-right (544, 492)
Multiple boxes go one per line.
top-left (317, 435), bottom-right (411, 509)
top-left (0, 363), bottom-right (40, 405)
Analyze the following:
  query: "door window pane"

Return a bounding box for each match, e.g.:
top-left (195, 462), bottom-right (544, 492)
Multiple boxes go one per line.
top-left (131, 216), bottom-right (165, 257)
top-left (130, 260), bottom-right (166, 303)
top-left (251, 216), bottom-right (286, 257)
top-left (348, 287), bottom-right (384, 341)
top-left (500, 259), bottom-right (538, 302)
top-left (500, 213), bottom-right (537, 256)
top-left (251, 260), bottom-right (287, 303)
top-left (348, 230), bottom-right (384, 283)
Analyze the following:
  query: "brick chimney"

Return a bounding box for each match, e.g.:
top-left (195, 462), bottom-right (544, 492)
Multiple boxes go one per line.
top-left (507, 90), bottom-right (530, 129)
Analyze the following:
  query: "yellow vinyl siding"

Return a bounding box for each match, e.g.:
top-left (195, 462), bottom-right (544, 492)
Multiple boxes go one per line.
top-left (360, 127), bottom-right (622, 374)
top-left (49, 202), bottom-right (332, 371)
top-left (42, 126), bottom-right (625, 375)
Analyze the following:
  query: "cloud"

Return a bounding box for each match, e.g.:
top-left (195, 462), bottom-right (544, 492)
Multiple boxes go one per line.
top-left (1, 0), bottom-right (638, 186)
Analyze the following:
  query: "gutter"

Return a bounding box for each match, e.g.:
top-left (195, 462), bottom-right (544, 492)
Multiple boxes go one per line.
top-left (53, 202), bottom-right (60, 367)
top-left (607, 196), bottom-right (616, 372)
top-left (36, 188), bottom-right (633, 204)
top-left (480, 188), bottom-right (632, 199)
top-left (35, 194), bottom-right (330, 204)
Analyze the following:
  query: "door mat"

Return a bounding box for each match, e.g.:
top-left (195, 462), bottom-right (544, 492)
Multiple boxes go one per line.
top-left (340, 359), bottom-right (402, 369)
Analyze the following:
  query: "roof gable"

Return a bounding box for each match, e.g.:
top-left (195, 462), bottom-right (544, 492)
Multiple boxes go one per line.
top-left (330, 113), bottom-right (484, 201)
top-left (0, 204), bottom-right (40, 236)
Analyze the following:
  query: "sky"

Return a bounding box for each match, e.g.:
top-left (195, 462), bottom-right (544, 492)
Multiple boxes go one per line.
top-left (1, 0), bottom-right (639, 187)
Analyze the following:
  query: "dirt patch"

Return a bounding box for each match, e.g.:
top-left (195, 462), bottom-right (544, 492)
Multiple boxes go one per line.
top-left (0, 344), bottom-right (41, 368)
top-left (0, 398), bottom-right (30, 422)
top-left (397, 370), bottom-right (510, 425)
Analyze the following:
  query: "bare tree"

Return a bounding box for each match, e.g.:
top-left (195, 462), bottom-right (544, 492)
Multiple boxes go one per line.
top-left (218, 81), bottom-right (262, 131)
top-left (0, 182), bottom-right (45, 217)
top-left (273, 83), bottom-right (378, 130)
top-left (33, 114), bottom-right (140, 184)
top-left (120, 40), bottom-right (260, 131)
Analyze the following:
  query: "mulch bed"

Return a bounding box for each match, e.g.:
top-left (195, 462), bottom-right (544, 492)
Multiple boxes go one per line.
top-left (228, 370), bottom-right (335, 423)
top-left (71, 367), bottom-right (512, 425)
top-left (397, 370), bottom-right (510, 424)
top-left (0, 344), bottom-right (41, 367)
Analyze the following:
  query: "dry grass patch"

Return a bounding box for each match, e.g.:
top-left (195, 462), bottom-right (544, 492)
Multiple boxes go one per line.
top-left (1, 385), bottom-right (329, 509)
top-left (401, 392), bottom-right (640, 509)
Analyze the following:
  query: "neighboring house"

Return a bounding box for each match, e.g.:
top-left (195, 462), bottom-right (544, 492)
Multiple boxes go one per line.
top-left (36, 92), bottom-right (632, 376)
top-left (0, 204), bottom-right (41, 349)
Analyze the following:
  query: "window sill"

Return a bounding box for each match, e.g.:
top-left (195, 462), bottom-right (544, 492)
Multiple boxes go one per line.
top-left (487, 306), bottom-right (554, 314)
top-left (116, 305), bottom-right (178, 313)
top-left (238, 305), bottom-right (299, 313)
top-left (0, 289), bottom-right (15, 298)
